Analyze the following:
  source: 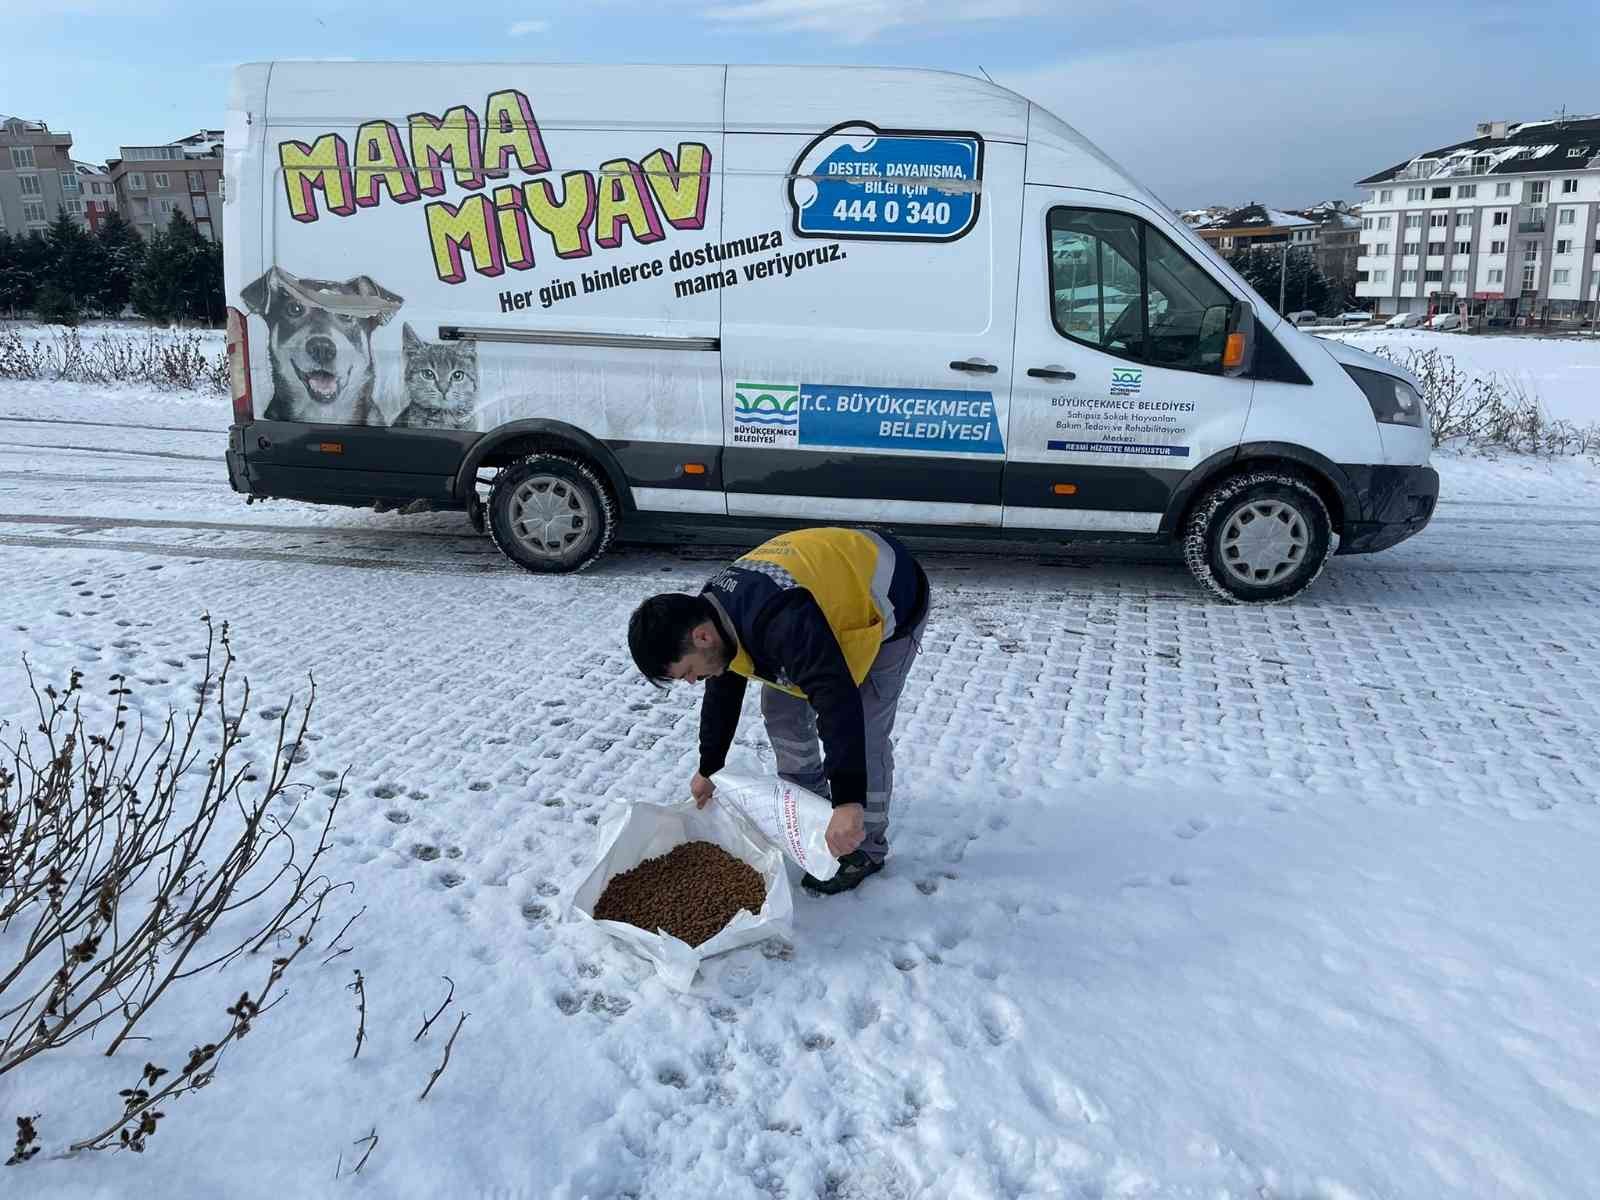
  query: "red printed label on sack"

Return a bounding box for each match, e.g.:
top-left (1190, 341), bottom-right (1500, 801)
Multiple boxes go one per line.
top-left (781, 786), bottom-right (806, 868)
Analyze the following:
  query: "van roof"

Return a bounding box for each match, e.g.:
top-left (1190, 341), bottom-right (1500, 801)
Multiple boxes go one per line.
top-left (245, 62), bottom-right (1033, 144)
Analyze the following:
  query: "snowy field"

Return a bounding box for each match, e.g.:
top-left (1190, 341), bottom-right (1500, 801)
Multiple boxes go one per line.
top-left (2, 375), bottom-right (1599, 1199)
top-left (1324, 328), bottom-right (1600, 425)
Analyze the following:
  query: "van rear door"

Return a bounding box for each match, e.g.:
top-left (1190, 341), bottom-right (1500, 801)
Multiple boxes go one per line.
top-left (718, 130), bottom-right (1024, 527)
top-left (1004, 186), bottom-right (1255, 535)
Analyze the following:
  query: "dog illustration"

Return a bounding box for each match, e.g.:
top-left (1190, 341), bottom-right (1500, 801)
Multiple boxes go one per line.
top-left (240, 268), bottom-right (404, 426)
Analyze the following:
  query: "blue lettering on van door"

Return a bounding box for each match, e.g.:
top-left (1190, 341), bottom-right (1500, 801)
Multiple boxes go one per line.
top-left (789, 121), bottom-right (983, 243)
top-left (799, 385), bottom-right (1003, 454)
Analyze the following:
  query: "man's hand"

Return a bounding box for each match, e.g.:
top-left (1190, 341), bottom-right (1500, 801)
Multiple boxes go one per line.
top-left (690, 773), bottom-right (715, 809)
top-left (826, 803), bottom-right (865, 857)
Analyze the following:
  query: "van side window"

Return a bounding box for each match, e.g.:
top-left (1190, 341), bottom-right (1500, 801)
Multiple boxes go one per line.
top-left (1048, 207), bottom-right (1234, 375)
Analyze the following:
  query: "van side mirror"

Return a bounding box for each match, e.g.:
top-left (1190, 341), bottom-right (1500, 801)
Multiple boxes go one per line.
top-left (1222, 299), bottom-right (1256, 378)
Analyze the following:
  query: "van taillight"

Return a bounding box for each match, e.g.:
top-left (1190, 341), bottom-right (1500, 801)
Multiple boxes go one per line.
top-left (225, 306), bottom-right (253, 424)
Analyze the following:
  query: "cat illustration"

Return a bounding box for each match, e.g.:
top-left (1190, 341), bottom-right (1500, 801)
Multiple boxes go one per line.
top-left (392, 324), bottom-right (479, 430)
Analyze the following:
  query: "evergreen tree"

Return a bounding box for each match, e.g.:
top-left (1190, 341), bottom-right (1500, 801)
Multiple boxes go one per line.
top-left (94, 210), bottom-right (144, 316)
top-left (0, 232), bottom-right (53, 316)
top-left (133, 211), bottom-right (223, 325)
top-left (1226, 245), bottom-right (1332, 316)
top-left (0, 232), bottom-right (21, 316)
top-left (46, 210), bottom-right (105, 316)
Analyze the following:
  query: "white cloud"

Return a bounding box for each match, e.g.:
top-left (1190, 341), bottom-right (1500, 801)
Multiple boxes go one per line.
top-left (508, 18), bottom-right (551, 36)
top-left (701, 0), bottom-right (1044, 44)
top-left (1000, 31), bottom-right (1531, 208)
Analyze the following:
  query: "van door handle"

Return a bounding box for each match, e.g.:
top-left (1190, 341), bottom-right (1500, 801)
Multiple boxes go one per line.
top-left (949, 359), bottom-right (999, 374)
top-left (1027, 366), bottom-right (1077, 381)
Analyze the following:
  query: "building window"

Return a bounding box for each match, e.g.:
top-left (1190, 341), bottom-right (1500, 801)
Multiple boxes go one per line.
top-left (1492, 210), bottom-right (1508, 226)
top-left (129, 172), bottom-right (145, 190)
top-left (1379, 189), bottom-right (1393, 203)
top-left (158, 198), bottom-right (176, 214)
top-left (1490, 240), bottom-right (1506, 254)
top-left (10, 147), bottom-right (35, 168)
top-left (1522, 264), bottom-right (1538, 291)
top-left (187, 171), bottom-right (204, 191)
top-left (1424, 270), bottom-right (1443, 283)
top-left (1372, 269), bottom-right (1388, 283)
top-left (1561, 179), bottom-right (1578, 194)
top-left (1406, 187), bottom-right (1426, 202)
top-left (1450, 269), bottom-right (1467, 284)
top-left (1471, 156), bottom-right (1491, 175)
top-left (1558, 208), bottom-right (1576, 225)
top-left (193, 195), bottom-right (210, 218)
top-left (23, 202), bottom-right (47, 224)
top-left (1362, 217), bottom-right (1374, 230)
top-left (18, 175), bottom-right (41, 196)
top-left (1455, 213), bottom-right (1471, 227)
top-left (1488, 269), bottom-right (1504, 284)
top-left (1375, 242), bottom-right (1390, 256)
top-left (1553, 269), bottom-right (1571, 285)
top-left (153, 172), bottom-right (170, 189)
top-left (1377, 216), bottom-right (1392, 230)
top-left (1427, 241), bottom-right (1446, 256)
top-left (1455, 241), bottom-right (1471, 255)
top-left (1556, 239), bottom-right (1573, 254)
top-left (1429, 213), bottom-right (1448, 228)
top-left (1431, 186), bottom-right (1450, 199)
top-left (1457, 184), bottom-right (1477, 199)
top-left (1403, 241), bottom-right (1421, 256)
top-left (60, 172), bottom-right (80, 194)
top-left (65, 199), bottom-right (83, 214)
top-left (1405, 215), bottom-right (1422, 229)
top-left (1401, 270), bottom-right (1418, 283)
top-left (1524, 244), bottom-right (1540, 261)
top-left (1528, 181), bottom-right (1547, 204)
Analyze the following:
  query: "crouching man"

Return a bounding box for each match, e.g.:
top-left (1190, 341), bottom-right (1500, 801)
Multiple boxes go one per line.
top-left (627, 527), bottom-right (930, 894)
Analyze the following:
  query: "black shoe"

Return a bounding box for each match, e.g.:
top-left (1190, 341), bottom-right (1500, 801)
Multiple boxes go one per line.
top-left (802, 850), bottom-right (883, 895)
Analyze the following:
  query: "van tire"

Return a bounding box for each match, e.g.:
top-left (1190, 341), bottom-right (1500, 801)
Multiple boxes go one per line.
top-left (1183, 471), bottom-right (1331, 604)
top-left (486, 454), bottom-right (616, 574)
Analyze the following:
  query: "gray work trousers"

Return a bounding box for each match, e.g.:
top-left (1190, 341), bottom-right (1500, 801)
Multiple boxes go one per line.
top-left (759, 614), bottom-right (926, 865)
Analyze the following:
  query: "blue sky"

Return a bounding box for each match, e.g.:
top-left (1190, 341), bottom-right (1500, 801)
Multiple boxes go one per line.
top-left (9, 0), bottom-right (1598, 208)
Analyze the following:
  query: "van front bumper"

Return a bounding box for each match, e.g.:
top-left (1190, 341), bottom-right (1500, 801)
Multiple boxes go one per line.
top-left (1337, 463), bottom-right (1440, 554)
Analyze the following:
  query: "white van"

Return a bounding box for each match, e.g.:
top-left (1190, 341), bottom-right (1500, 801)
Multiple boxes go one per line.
top-left (223, 63), bottom-right (1437, 602)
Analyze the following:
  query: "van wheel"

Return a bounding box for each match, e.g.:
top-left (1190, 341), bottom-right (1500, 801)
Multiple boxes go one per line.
top-left (1184, 472), bottom-right (1331, 604)
top-left (486, 454), bottom-right (616, 574)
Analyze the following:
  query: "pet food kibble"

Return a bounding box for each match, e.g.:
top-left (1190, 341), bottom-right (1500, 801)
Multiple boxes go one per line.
top-left (593, 841), bottom-right (766, 947)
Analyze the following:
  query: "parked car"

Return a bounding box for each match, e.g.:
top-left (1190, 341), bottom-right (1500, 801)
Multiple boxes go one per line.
top-left (1427, 313), bottom-right (1463, 331)
top-left (223, 61), bottom-right (1439, 603)
top-left (1338, 311), bottom-right (1374, 326)
top-left (1386, 312), bottom-right (1424, 329)
top-left (1287, 310), bottom-right (1320, 328)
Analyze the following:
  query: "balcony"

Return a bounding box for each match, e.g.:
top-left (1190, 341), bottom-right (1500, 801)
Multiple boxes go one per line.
top-left (1518, 209), bottom-right (1546, 233)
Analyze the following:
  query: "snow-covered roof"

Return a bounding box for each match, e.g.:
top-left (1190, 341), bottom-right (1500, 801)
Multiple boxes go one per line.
top-left (1200, 203), bottom-right (1315, 231)
top-left (1358, 116), bottom-right (1600, 185)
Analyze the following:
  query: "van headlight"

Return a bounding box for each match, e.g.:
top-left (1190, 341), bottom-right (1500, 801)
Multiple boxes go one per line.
top-left (1344, 366), bottom-right (1427, 429)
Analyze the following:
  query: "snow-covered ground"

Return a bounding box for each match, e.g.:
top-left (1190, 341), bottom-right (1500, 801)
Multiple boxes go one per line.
top-left (2, 379), bottom-right (1599, 1199)
top-left (1323, 329), bottom-right (1600, 425)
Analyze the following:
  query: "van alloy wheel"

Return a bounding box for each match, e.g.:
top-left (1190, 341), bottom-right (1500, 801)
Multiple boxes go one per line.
top-left (508, 474), bottom-right (593, 562)
top-left (486, 453), bottom-right (616, 574)
top-left (1183, 471), bottom-right (1332, 604)
top-left (1218, 499), bottom-right (1309, 586)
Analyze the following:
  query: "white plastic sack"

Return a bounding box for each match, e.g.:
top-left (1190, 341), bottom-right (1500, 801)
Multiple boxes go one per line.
top-left (710, 769), bottom-right (840, 882)
top-left (568, 796), bottom-right (792, 991)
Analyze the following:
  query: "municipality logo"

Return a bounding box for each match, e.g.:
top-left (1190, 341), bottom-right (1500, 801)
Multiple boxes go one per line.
top-left (733, 382), bottom-right (800, 443)
top-left (1110, 367), bottom-right (1143, 396)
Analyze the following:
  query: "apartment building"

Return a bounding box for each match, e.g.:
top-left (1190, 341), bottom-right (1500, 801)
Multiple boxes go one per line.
top-left (0, 115), bottom-right (77, 237)
top-left (73, 160), bottom-right (118, 232)
top-left (1356, 115), bottom-right (1600, 324)
top-left (1195, 204), bottom-right (1319, 253)
top-left (107, 130), bottom-right (223, 242)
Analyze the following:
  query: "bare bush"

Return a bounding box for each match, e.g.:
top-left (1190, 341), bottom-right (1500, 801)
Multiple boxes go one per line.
top-left (1372, 344), bottom-right (1600, 455)
top-left (0, 326), bottom-right (226, 393)
top-left (1, 616), bottom-right (347, 1151)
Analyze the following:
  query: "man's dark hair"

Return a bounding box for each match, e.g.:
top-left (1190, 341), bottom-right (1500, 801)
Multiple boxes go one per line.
top-left (628, 593), bottom-right (715, 685)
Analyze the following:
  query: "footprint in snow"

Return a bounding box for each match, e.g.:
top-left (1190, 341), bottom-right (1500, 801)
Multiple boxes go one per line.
top-left (1175, 818), bottom-right (1210, 839)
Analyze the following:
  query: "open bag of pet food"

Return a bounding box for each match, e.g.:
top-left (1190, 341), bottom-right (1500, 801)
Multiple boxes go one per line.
top-left (568, 795), bottom-right (794, 991)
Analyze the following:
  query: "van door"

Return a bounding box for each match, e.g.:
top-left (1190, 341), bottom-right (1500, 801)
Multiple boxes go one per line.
top-left (719, 131), bottom-right (1024, 526)
top-left (1004, 186), bottom-right (1254, 534)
